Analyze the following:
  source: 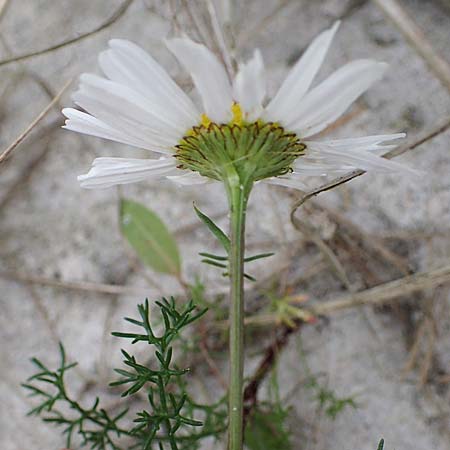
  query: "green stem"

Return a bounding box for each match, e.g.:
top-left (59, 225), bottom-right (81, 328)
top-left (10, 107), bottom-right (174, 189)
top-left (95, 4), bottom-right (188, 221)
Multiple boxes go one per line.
top-left (225, 177), bottom-right (251, 450)
top-left (157, 375), bottom-right (178, 450)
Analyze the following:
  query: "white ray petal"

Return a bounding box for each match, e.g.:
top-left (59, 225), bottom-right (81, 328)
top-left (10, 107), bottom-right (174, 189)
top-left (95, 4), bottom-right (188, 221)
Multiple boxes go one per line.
top-left (76, 73), bottom-right (186, 137)
top-left (62, 108), bottom-right (172, 154)
top-left (304, 140), bottom-right (418, 174)
top-left (166, 37), bottom-right (233, 123)
top-left (287, 60), bottom-right (388, 138)
top-left (291, 162), bottom-right (352, 176)
top-left (72, 75), bottom-right (187, 152)
top-left (306, 133), bottom-right (405, 151)
top-left (99, 40), bottom-right (199, 128)
top-left (262, 175), bottom-right (308, 190)
top-left (166, 171), bottom-right (213, 186)
top-left (264, 21), bottom-right (340, 124)
top-left (73, 94), bottom-right (178, 150)
top-left (108, 40), bottom-right (199, 122)
top-left (232, 49), bottom-right (266, 121)
top-left (78, 157), bottom-right (177, 189)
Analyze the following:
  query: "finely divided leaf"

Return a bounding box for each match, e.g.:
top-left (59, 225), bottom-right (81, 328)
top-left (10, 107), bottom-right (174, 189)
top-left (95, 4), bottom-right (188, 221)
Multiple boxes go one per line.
top-left (244, 252), bottom-right (274, 263)
top-left (193, 204), bottom-right (230, 253)
top-left (198, 252), bottom-right (228, 261)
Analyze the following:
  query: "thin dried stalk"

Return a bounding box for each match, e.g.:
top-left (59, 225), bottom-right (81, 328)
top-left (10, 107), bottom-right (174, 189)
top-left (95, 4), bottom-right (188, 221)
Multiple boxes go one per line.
top-left (418, 318), bottom-right (436, 387)
top-left (199, 339), bottom-right (228, 390)
top-left (402, 318), bottom-right (427, 374)
top-left (236, 0), bottom-right (293, 46)
top-left (168, 0), bottom-right (183, 35)
top-left (313, 264), bottom-right (450, 315)
top-left (291, 216), bottom-right (353, 289)
top-left (313, 203), bottom-right (413, 276)
top-left (0, 79), bottom-right (73, 165)
top-left (0, 271), bottom-right (153, 297)
top-left (0, 122), bottom-right (59, 209)
top-left (205, 0), bottom-right (235, 75)
top-left (0, 0), bottom-right (134, 67)
top-left (0, 71), bottom-right (66, 209)
top-left (180, 0), bottom-right (213, 45)
top-left (215, 264), bottom-right (450, 327)
top-left (373, 0), bottom-right (450, 93)
top-left (0, 0), bottom-right (9, 20)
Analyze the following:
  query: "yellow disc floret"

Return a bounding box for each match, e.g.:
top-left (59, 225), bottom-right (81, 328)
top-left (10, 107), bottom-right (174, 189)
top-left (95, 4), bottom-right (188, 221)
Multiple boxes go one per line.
top-left (231, 103), bottom-right (243, 126)
top-left (200, 113), bottom-right (211, 128)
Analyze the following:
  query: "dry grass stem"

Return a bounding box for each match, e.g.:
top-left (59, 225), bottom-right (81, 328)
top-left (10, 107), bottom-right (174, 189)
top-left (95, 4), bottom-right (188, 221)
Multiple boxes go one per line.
top-left (199, 339), bottom-right (228, 390)
top-left (0, 120), bottom-right (60, 209)
top-left (0, 0), bottom-right (134, 67)
top-left (312, 264), bottom-right (450, 315)
top-left (373, 0), bottom-right (450, 93)
top-left (236, 0), bottom-right (293, 45)
top-left (0, 79), bottom-right (73, 165)
top-left (0, 0), bottom-right (9, 20)
top-left (205, 0), bottom-right (235, 75)
top-left (180, 0), bottom-right (212, 45)
top-left (314, 203), bottom-right (413, 276)
top-left (215, 265), bottom-right (450, 328)
top-left (402, 318), bottom-right (427, 374)
top-left (0, 271), bottom-right (154, 297)
top-left (292, 216), bottom-right (353, 289)
top-left (419, 318), bottom-right (436, 386)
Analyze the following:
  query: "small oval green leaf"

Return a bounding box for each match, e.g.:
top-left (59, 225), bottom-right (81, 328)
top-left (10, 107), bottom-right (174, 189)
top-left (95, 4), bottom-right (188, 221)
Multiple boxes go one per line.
top-left (120, 199), bottom-right (181, 276)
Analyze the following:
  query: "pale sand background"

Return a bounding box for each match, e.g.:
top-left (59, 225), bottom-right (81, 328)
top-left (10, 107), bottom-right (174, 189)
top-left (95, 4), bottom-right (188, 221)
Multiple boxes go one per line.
top-left (1, 1), bottom-right (450, 449)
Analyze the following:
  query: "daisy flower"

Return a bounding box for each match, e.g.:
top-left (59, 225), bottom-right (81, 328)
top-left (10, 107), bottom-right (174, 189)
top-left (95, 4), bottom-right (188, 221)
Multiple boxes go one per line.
top-left (61, 23), bottom-right (416, 450)
top-left (63, 21), bottom-right (412, 191)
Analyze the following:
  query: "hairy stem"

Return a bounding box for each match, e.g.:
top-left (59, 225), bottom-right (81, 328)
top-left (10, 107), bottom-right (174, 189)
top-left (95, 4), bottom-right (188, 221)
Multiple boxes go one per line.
top-left (226, 178), bottom-right (251, 450)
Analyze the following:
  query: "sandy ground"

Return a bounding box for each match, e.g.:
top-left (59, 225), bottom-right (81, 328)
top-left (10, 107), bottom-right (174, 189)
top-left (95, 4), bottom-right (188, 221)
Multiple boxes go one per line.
top-left (1, 1), bottom-right (450, 449)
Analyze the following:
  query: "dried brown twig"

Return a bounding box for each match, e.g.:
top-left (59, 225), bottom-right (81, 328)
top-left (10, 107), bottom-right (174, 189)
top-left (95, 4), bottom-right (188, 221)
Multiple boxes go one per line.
top-left (290, 216), bottom-right (353, 290)
top-left (0, 79), bottom-right (73, 165)
top-left (311, 202), bottom-right (413, 276)
top-left (0, 271), bottom-right (154, 297)
top-left (0, 37), bottom-right (71, 206)
top-left (8, 261), bottom-right (450, 324)
top-left (0, 0), bottom-right (9, 20)
top-left (0, 69), bottom-right (70, 209)
top-left (0, 119), bottom-right (60, 209)
top-left (0, 0), bottom-right (134, 67)
top-left (205, 0), bottom-right (235, 76)
top-left (311, 264), bottom-right (450, 315)
top-left (236, 0), bottom-right (294, 46)
top-left (373, 0), bottom-right (450, 93)
top-left (212, 264), bottom-right (450, 329)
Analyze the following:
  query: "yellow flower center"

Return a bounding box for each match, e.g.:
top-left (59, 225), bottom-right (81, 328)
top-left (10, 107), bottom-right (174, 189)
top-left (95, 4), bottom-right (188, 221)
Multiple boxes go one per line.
top-left (231, 103), bottom-right (243, 126)
top-left (200, 113), bottom-right (211, 128)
